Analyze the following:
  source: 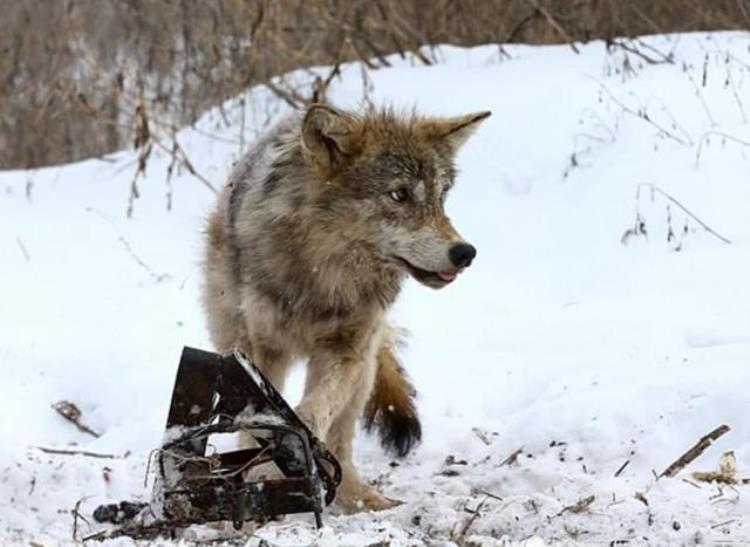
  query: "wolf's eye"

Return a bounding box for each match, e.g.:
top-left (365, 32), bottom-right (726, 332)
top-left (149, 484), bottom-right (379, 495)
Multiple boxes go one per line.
top-left (389, 188), bottom-right (409, 203)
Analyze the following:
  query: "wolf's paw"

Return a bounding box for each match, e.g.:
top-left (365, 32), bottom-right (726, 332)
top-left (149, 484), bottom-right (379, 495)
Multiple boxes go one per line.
top-left (336, 478), bottom-right (401, 513)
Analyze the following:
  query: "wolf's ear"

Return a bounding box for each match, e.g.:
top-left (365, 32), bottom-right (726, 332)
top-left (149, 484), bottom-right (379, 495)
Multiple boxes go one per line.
top-left (302, 104), bottom-right (361, 171)
top-left (424, 111), bottom-right (491, 152)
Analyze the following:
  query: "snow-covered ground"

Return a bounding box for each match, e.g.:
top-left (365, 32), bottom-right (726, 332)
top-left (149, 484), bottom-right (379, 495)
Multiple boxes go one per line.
top-left (2, 32), bottom-right (750, 546)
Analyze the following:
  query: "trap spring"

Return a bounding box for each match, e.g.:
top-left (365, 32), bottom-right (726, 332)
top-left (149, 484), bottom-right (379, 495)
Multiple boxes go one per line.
top-left (92, 347), bottom-right (341, 539)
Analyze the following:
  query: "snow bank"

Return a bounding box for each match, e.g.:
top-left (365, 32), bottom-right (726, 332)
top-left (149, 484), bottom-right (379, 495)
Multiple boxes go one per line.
top-left (1, 32), bottom-right (749, 545)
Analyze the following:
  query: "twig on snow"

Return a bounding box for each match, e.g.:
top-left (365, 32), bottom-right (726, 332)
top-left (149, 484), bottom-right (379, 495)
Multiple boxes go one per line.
top-left (454, 496), bottom-right (489, 542)
top-left (501, 447), bottom-right (524, 466)
top-left (634, 491), bottom-right (649, 506)
top-left (72, 497), bottom-right (91, 541)
top-left (33, 446), bottom-right (127, 459)
top-left (52, 400), bottom-right (101, 438)
top-left (614, 459), bottom-right (630, 477)
top-left (471, 427), bottom-right (493, 446)
top-left (475, 489), bottom-right (503, 502)
top-left (681, 478), bottom-right (703, 489)
top-left (661, 424), bottom-right (730, 478)
top-left (80, 530), bottom-right (109, 542)
top-left (557, 495), bottom-right (595, 517)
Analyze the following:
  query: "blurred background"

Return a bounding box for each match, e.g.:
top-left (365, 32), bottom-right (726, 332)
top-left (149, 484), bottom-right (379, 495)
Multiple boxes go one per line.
top-left (2, 0), bottom-right (749, 170)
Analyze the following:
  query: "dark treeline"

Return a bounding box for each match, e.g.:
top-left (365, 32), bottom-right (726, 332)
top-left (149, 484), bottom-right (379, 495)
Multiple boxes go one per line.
top-left (2, 0), bottom-right (748, 169)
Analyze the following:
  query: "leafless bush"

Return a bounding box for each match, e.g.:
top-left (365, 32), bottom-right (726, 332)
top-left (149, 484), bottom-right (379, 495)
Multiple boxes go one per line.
top-left (1, 0), bottom-right (749, 170)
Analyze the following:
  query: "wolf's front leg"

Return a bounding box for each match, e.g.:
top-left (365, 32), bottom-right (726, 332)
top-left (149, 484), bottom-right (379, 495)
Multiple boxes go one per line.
top-left (297, 326), bottom-right (396, 512)
top-left (297, 322), bottom-right (379, 440)
top-left (325, 366), bottom-right (400, 513)
top-left (296, 346), bottom-right (367, 444)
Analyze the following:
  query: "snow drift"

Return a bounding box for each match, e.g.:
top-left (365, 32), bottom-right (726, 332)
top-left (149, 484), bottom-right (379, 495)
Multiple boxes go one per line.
top-left (1, 32), bottom-right (749, 545)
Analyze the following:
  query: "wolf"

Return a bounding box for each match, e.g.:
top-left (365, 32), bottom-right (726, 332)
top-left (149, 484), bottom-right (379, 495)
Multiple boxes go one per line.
top-left (202, 104), bottom-right (489, 512)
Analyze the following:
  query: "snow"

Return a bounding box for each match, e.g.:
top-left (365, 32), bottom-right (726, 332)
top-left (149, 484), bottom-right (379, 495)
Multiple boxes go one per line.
top-left (2, 32), bottom-right (750, 545)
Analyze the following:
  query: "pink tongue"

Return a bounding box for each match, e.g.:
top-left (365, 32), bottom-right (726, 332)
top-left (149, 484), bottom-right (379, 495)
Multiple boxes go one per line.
top-left (438, 270), bottom-right (457, 282)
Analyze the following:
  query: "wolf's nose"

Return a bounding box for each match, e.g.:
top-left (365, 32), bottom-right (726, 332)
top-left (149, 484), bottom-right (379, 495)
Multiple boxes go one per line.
top-left (449, 243), bottom-right (476, 268)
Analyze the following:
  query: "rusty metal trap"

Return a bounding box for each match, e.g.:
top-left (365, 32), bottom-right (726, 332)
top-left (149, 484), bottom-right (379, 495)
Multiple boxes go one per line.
top-left (91, 346), bottom-right (341, 540)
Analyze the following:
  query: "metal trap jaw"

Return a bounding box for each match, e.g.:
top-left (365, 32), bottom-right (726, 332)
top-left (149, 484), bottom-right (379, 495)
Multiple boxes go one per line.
top-left (93, 346), bottom-right (341, 539)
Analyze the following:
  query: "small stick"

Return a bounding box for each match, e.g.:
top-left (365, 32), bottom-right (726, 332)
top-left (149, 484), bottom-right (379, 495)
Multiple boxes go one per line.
top-left (471, 427), bottom-right (493, 446)
top-left (711, 518), bottom-right (736, 529)
top-left (614, 459), bottom-right (630, 477)
top-left (52, 401), bottom-right (101, 438)
top-left (500, 447), bottom-right (523, 466)
top-left (661, 424), bottom-right (730, 478)
top-left (455, 496), bottom-right (489, 541)
top-left (475, 489), bottom-right (503, 502)
top-left (681, 478), bottom-right (702, 489)
top-left (72, 497), bottom-right (90, 541)
top-left (557, 495), bottom-right (595, 516)
top-left (80, 530), bottom-right (109, 542)
top-left (34, 446), bottom-right (123, 459)
top-left (634, 491), bottom-right (649, 506)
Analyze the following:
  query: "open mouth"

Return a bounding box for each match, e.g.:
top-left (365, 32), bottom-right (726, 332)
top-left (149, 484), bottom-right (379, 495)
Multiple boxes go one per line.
top-left (394, 257), bottom-right (459, 289)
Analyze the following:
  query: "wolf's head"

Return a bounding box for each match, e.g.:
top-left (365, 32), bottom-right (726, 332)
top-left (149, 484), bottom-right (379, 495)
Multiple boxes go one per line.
top-left (301, 105), bottom-right (490, 289)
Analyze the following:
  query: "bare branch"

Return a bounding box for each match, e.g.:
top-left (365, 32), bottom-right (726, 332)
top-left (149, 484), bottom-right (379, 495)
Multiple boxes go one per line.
top-left (52, 401), bottom-right (100, 438)
top-left (33, 446), bottom-right (127, 459)
top-left (661, 424), bottom-right (731, 478)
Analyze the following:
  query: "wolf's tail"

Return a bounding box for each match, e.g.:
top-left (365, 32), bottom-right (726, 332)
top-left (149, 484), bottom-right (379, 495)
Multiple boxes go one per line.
top-left (363, 329), bottom-right (421, 457)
